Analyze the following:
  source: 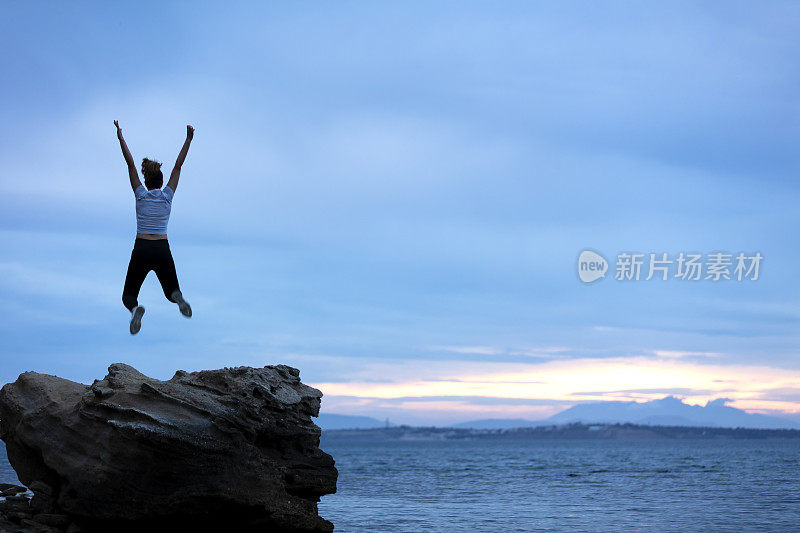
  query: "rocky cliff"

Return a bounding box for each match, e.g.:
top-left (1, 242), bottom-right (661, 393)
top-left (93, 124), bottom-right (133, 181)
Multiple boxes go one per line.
top-left (0, 364), bottom-right (337, 532)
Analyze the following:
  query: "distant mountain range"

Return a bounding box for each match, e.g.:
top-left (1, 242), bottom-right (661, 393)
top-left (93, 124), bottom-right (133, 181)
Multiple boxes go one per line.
top-left (321, 423), bottom-right (800, 441)
top-left (317, 397), bottom-right (800, 430)
top-left (450, 397), bottom-right (800, 430)
top-left (316, 413), bottom-right (386, 430)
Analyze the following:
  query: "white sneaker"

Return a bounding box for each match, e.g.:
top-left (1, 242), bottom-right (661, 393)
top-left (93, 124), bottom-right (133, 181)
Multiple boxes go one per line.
top-left (171, 290), bottom-right (192, 318)
top-left (129, 306), bottom-right (145, 335)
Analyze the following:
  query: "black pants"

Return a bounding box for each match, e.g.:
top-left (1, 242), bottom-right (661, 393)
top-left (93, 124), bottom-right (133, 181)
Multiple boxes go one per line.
top-left (122, 238), bottom-right (181, 311)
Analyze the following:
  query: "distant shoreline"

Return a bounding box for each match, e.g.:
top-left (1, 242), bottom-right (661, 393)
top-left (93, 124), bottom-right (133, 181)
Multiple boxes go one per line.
top-left (321, 422), bottom-right (800, 441)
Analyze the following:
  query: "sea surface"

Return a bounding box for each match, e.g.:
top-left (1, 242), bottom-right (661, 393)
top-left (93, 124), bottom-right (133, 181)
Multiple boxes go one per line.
top-left (317, 437), bottom-right (800, 532)
top-left (2, 439), bottom-right (799, 532)
top-left (0, 443), bottom-right (20, 487)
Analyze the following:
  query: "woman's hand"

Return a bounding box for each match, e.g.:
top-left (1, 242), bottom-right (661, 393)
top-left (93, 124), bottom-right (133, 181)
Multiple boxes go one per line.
top-left (169, 125), bottom-right (194, 192)
top-left (114, 120), bottom-right (141, 189)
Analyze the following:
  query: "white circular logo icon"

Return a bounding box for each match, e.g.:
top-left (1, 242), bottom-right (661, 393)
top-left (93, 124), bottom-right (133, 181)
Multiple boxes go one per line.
top-left (578, 250), bottom-right (608, 283)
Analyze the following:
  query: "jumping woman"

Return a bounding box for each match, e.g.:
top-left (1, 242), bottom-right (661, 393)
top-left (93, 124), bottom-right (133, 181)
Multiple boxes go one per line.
top-left (114, 120), bottom-right (193, 334)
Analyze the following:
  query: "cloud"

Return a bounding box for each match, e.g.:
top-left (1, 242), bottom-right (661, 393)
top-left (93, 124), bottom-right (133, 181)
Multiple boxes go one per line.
top-left (754, 388), bottom-right (800, 403)
top-left (324, 395), bottom-right (572, 407)
top-left (431, 345), bottom-right (506, 356)
top-left (652, 350), bottom-right (721, 359)
top-left (309, 356), bottom-right (800, 421)
top-left (570, 388), bottom-right (728, 397)
top-left (0, 260), bottom-right (118, 307)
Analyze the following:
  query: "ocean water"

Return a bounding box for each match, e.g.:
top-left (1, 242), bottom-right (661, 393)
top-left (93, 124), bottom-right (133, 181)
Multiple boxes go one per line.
top-left (2, 439), bottom-right (799, 532)
top-left (317, 437), bottom-right (800, 532)
top-left (0, 443), bottom-right (21, 486)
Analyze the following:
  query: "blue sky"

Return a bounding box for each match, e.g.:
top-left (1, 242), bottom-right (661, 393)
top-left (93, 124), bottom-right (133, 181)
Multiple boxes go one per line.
top-left (1, 1), bottom-right (799, 425)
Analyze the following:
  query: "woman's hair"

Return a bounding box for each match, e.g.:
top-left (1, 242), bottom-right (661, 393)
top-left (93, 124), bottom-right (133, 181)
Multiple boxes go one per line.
top-left (141, 158), bottom-right (163, 190)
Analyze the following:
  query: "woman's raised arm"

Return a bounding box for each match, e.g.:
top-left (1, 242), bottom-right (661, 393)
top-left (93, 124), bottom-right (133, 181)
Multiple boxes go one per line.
top-left (167, 125), bottom-right (194, 193)
top-left (114, 120), bottom-right (142, 192)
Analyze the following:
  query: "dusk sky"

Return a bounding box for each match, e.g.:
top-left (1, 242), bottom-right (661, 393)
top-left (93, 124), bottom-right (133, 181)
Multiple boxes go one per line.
top-left (1, 2), bottom-right (799, 425)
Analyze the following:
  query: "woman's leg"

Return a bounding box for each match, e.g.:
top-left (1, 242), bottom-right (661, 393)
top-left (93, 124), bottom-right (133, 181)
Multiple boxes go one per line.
top-left (122, 247), bottom-right (149, 311)
top-left (153, 242), bottom-right (191, 317)
top-left (152, 243), bottom-right (180, 301)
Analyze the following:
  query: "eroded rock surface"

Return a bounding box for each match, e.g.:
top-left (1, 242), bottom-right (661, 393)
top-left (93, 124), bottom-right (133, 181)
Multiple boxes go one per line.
top-left (0, 364), bottom-right (337, 532)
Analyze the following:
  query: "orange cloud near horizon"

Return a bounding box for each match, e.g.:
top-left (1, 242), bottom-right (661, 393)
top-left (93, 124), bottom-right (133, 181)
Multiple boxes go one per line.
top-left (309, 355), bottom-right (800, 419)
